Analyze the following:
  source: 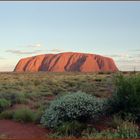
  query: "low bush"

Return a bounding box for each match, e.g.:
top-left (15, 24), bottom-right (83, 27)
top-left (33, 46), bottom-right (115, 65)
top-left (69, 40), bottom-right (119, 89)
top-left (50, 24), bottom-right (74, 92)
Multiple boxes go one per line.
top-left (0, 108), bottom-right (40, 123)
top-left (0, 110), bottom-right (13, 119)
top-left (34, 109), bottom-right (44, 124)
top-left (13, 107), bottom-right (35, 123)
top-left (0, 99), bottom-right (11, 112)
top-left (41, 92), bottom-right (104, 129)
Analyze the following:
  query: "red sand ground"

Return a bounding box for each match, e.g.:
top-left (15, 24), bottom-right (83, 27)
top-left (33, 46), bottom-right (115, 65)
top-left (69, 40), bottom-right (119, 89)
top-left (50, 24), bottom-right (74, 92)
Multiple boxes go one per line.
top-left (0, 119), bottom-right (137, 140)
top-left (0, 120), bottom-right (49, 140)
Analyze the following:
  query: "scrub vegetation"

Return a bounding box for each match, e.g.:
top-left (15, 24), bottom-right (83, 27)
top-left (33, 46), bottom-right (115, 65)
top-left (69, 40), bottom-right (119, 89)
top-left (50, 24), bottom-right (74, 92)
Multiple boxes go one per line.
top-left (0, 71), bottom-right (140, 138)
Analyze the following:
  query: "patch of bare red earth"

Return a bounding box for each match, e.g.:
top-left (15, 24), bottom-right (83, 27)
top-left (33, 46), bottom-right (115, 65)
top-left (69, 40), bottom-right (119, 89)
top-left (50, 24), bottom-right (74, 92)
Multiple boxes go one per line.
top-left (0, 120), bottom-right (136, 140)
top-left (0, 120), bottom-right (50, 140)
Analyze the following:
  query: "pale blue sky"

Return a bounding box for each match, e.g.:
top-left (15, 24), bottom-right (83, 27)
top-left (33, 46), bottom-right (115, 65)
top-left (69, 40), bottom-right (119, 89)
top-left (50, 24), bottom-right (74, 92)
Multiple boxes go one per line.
top-left (0, 1), bottom-right (140, 71)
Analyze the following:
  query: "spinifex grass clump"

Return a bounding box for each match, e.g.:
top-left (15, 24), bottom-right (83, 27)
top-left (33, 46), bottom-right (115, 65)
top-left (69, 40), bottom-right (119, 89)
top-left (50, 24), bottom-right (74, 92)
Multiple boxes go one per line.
top-left (0, 93), bottom-right (27, 106)
top-left (83, 121), bottom-right (139, 139)
top-left (107, 74), bottom-right (140, 120)
top-left (0, 99), bottom-right (11, 112)
top-left (13, 107), bottom-right (36, 123)
top-left (116, 120), bottom-right (139, 138)
top-left (57, 121), bottom-right (86, 137)
top-left (41, 92), bottom-right (103, 136)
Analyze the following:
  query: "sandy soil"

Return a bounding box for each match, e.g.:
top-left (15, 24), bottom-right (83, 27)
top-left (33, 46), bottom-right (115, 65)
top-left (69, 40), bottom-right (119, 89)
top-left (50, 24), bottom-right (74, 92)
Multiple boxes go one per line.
top-left (0, 117), bottom-right (110, 139)
top-left (0, 120), bottom-right (49, 139)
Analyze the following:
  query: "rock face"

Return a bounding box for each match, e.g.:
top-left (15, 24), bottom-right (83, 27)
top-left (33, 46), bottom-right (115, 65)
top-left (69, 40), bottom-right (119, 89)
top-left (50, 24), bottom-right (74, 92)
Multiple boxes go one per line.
top-left (14, 52), bottom-right (118, 72)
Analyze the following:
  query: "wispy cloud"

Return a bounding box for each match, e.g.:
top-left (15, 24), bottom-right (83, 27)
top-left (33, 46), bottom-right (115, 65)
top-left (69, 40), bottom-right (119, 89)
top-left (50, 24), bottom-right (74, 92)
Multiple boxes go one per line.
top-left (6, 48), bottom-right (64, 55)
top-left (48, 48), bottom-right (64, 53)
top-left (107, 53), bottom-right (140, 71)
top-left (116, 59), bottom-right (140, 63)
top-left (27, 43), bottom-right (43, 48)
top-left (106, 54), bottom-right (133, 59)
top-left (0, 64), bottom-right (14, 72)
top-left (6, 50), bottom-right (42, 55)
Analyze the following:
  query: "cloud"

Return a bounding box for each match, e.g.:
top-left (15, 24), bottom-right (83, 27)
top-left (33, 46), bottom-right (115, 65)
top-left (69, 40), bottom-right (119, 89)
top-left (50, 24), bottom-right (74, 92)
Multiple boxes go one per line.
top-left (27, 43), bottom-right (43, 48)
top-left (107, 54), bottom-right (121, 58)
top-left (48, 49), bottom-right (64, 53)
top-left (106, 54), bottom-right (134, 60)
top-left (5, 48), bottom-right (64, 55)
top-left (0, 65), bottom-right (14, 72)
top-left (110, 53), bottom-right (140, 71)
top-left (116, 59), bottom-right (140, 63)
top-left (6, 50), bottom-right (42, 55)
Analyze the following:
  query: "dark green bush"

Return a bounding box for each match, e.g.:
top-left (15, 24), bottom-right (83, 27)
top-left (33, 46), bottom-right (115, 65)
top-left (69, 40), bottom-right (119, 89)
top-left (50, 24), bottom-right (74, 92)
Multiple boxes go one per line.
top-left (41, 92), bottom-right (103, 129)
top-left (13, 107), bottom-right (35, 123)
top-left (0, 99), bottom-right (11, 112)
top-left (107, 74), bottom-right (140, 120)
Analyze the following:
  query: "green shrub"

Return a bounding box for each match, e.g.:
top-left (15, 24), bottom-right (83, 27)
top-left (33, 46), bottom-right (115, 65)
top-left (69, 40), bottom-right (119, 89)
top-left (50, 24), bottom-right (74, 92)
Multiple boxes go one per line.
top-left (13, 107), bottom-right (35, 123)
top-left (107, 74), bottom-right (140, 119)
top-left (57, 121), bottom-right (86, 137)
top-left (0, 99), bottom-right (11, 112)
top-left (0, 108), bottom-right (41, 123)
top-left (41, 92), bottom-right (103, 129)
top-left (34, 109), bottom-right (44, 124)
top-left (0, 110), bottom-right (13, 119)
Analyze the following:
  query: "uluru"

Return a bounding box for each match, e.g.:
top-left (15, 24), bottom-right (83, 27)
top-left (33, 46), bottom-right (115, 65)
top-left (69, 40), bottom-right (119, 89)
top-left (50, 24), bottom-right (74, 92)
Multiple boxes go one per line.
top-left (14, 52), bottom-right (118, 72)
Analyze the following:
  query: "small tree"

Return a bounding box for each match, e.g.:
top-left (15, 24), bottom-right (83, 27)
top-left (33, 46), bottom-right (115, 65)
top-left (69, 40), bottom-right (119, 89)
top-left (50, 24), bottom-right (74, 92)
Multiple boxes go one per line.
top-left (107, 74), bottom-right (140, 120)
